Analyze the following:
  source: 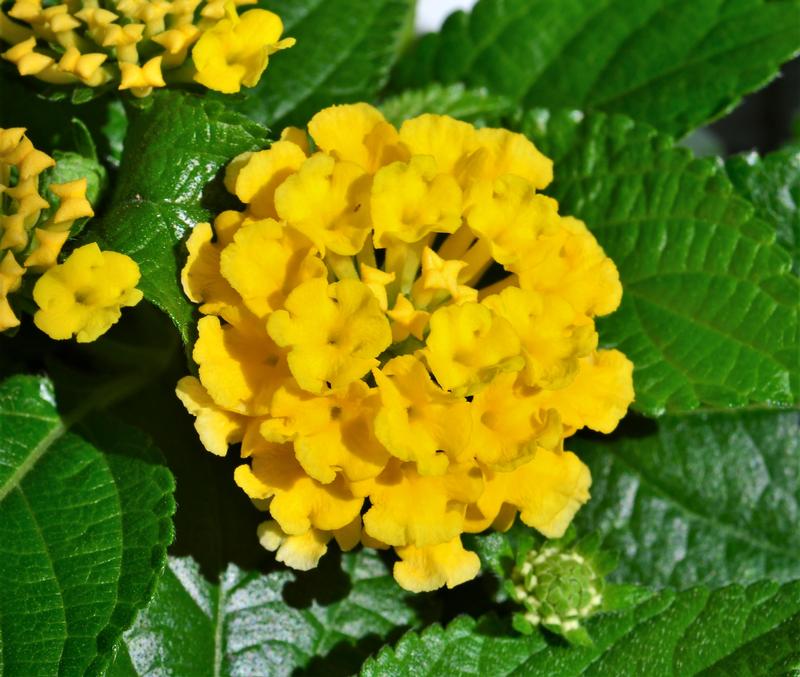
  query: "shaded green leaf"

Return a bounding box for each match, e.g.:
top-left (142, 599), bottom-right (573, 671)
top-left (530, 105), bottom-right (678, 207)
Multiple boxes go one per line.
top-left (0, 68), bottom-right (123, 164)
top-left (362, 580), bottom-right (800, 676)
top-left (575, 410), bottom-right (800, 589)
top-left (523, 109), bottom-right (799, 415)
top-left (391, 0), bottom-right (800, 137)
top-left (380, 84), bottom-right (514, 127)
top-left (94, 91), bottom-right (269, 343)
top-left (726, 143), bottom-right (800, 267)
top-left (239, 0), bottom-right (415, 129)
top-left (0, 375), bottom-right (175, 676)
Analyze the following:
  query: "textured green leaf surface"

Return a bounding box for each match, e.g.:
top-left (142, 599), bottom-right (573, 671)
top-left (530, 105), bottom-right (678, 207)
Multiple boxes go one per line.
top-left (94, 91), bottom-right (269, 343)
top-left (112, 551), bottom-right (422, 677)
top-left (523, 110), bottom-right (799, 415)
top-left (391, 0), bottom-right (800, 137)
top-left (361, 580), bottom-right (800, 676)
top-left (726, 143), bottom-right (800, 266)
top-left (0, 375), bottom-right (175, 676)
top-left (240, 0), bottom-right (415, 129)
top-left (575, 410), bottom-right (800, 589)
top-left (380, 84), bottom-right (514, 127)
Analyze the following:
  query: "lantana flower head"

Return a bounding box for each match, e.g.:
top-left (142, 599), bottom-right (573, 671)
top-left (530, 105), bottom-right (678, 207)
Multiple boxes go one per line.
top-left (0, 0), bottom-right (293, 97)
top-left (177, 103), bottom-right (635, 592)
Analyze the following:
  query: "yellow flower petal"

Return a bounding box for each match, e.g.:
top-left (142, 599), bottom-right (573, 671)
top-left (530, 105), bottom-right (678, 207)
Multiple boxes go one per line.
top-left (224, 141), bottom-right (306, 219)
top-left (235, 441), bottom-right (363, 534)
top-left (261, 381), bottom-right (390, 484)
top-left (394, 537), bottom-right (480, 592)
top-left (308, 103), bottom-right (407, 173)
top-left (463, 127), bottom-right (553, 190)
top-left (193, 314), bottom-right (290, 415)
top-left (465, 174), bottom-right (560, 266)
top-left (257, 520), bottom-right (329, 571)
top-left (192, 8), bottom-right (293, 93)
top-left (398, 114), bottom-right (478, 175)
top-left (482, 286), bottom-right (597, 389)
top-left (468, 372), bottom-right (562, 470)
top-left (511, 216), bottom-right (622, 318)
top-left (470, 448), bottom-right (591, 539)
top-left (532, 350), bottom-right (634, 434)
top-left (181, 218), bottom-right (243, 321)
top-left (175, 375), bottom-right (245, 456)
top-left (363, 459), bottom-right (483, 547)
top-left (386, 294), bottom-right (429, 342)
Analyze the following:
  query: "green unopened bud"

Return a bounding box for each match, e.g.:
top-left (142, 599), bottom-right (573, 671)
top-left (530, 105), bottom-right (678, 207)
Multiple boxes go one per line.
top-left (510, 544), bottom-right (602, 641)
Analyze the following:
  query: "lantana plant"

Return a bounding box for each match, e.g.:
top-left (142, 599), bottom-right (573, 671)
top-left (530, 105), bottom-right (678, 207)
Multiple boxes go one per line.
top-left (0, 0), bottom-right (798, 675)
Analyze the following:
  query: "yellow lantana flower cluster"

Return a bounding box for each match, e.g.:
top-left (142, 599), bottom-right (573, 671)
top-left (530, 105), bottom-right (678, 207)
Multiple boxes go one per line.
top-left (0, 0), bottom-right (293, 97)
top-left (177, 103), bottom-right (634, 592)
top-left (1, 126), bottom-right (93, 331)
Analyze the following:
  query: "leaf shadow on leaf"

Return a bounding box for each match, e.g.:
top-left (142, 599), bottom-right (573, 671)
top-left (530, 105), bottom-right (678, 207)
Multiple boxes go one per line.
top-left (294, 627), bottom-right (415, 677)
top-left (577, 413), bottom-right (659, 444)
top-left (282, 549), bottom-right (354, 608)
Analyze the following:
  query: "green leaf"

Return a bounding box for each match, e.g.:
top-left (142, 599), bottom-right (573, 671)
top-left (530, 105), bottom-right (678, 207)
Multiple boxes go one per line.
top-left (238, 0), bottom-right (415, 129)
top-left (93, 91), bottom-right (269, 344)
top-left (726, 143), bottom-right (800, 267)
top-left (380, 84), bottom-right (514, 127)
top-left (391, 0), bottom-right (800, 137)
top-left (522, 109), bottom-right (799, 415)
top-left (361, 580), bottom-right (800, 676)
top-left (574, 410), bottom-right (800, 589)
top-left (0, 375), bottom-right (175, 676)
top-left (112, 551), bottom-right (425, 677)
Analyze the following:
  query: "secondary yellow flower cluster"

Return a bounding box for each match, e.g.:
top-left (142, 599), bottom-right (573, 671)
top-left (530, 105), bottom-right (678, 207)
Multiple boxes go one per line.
top-left (1, 126), bottom-right (93, 331)
top-left (0, 0), bottom-right (293, 96)
top-left (177, 103), bottom-right (634, 592)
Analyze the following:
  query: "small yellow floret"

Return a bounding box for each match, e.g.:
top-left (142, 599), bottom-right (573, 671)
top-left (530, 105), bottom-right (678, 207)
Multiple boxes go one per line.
top-left (424, 301), bottom-right (524, 396)
top-left (175, 375), bottom-right (244, 456)
top-left (267, 278), bottom-right (392, 394)
top-left (262, 381), bottom-right (389, 484)
top-left (373, 355), bottom-right (471, 475)
top-left (192, 8), bottom-right (294, 93)
top-left (483, 286), bottom-right (597, 389)
top-left (32, 243), bottom-right (142, 342)
top-left (371, 155), bottom-right (462, 247)
top-left (274, 153), bottom-right (372, 256)
top-left (219, 218), bottom-right (325, 319)
top-left (363, 459), bottom-right (483, 547)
